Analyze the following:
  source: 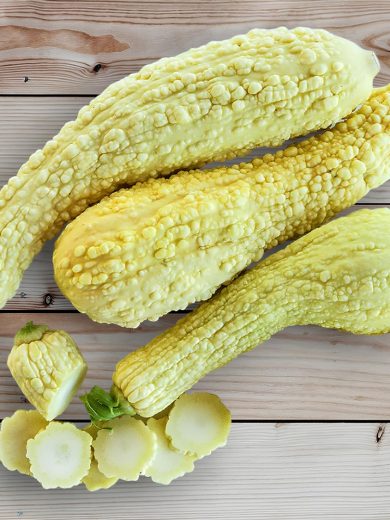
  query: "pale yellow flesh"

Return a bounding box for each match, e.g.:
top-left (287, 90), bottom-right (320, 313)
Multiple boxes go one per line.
top-left (92, 416), bottom-right (156, 481)
top-left (26, 422), bottom-right (92, 489)
top-left (82, 459), bottom-right (118, 491)
top-left (0, 28), bottom-right (378, 309)
top-left (0, 410), bottom-right (48, 475)
top-left (47, 363), bottom-right (87, 420)
top-left (166, 393), bottom-right (231, 458)
top-left (82, 422), bottom-right (118, 491)
top-left (144, 417), bottom-right (195, 485)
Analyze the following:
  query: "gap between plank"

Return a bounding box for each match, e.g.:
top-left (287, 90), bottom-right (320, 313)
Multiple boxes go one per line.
top-left (0, 94), bottom-right (95, 98)
top-left (19, 419), bottom-right (387, 424)
top-left (0, 418), bottom-right (386, 424)
top-left (0, 309), bottom-right (190, 314)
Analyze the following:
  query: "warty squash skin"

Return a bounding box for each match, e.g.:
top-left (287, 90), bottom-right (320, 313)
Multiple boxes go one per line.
top-left (7, 322), bottom-right (87, 420)
top-left (0, 27), bottom-right (379, 308)
top-left (54, 86), bottom-right (390, 328)
top-left (97, 208), bottom-right (390, 417)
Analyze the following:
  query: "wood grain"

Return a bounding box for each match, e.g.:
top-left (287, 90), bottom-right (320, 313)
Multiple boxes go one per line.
top-left (1, 312), bottom-right (390, 420)
top-left (0, 1), bottom-right (389, 94)
top-left (0, 422), bottom-right (389, 519)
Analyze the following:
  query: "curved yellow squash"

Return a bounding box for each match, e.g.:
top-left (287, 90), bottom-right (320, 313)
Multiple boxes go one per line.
top-left (109, 208), bottom-right (390, 417)
top-left (54, 86), bottom-right (390, 328)
top-left (0, 28), bottom-right (378, 308)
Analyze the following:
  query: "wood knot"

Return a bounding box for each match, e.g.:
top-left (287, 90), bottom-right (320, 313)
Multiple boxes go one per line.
top-left (376, 424), bottom-right (386, 444)
top-left (43, 293), bottom-right (54, 306)
top-left (93, 63), bottom-right (102, 73)
top-left (24, 76), bottom-right (29, 83)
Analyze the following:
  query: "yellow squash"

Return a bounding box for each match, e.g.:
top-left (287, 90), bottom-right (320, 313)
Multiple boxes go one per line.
top-left (54, 86), bottom-right (390, 328)
top-left (8, 322), bottom-right (87, 420)
top-left (0, 28), bottom-right (378, 308)
top-left (82, 209), bottom-right (390, 417)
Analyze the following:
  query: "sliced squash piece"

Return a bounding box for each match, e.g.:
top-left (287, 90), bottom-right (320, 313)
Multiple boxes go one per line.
top-left (26, 422), bottom-right (92, 489)
top-left (144, 417), bottom-right (195, 485)
top-left (93, 416), bottom-right (156, 481)
top-left (0, 409), bottom-right (48, 475)
top-left (82, 422), bottom-right (118, 491)
top-left (166, 393), bottom-right (231, 458)
top-left (82, 459), bottom-right (118, 492)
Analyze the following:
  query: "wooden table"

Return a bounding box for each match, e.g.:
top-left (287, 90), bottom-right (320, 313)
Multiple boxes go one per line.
top-left (1, 1), bottom-right (390, 518)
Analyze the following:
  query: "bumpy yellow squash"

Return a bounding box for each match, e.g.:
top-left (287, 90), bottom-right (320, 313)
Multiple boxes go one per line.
top-left (54, 86), bottom-right (390, 328)
top-left (82, 208), bottom-right (390, 418)
top-left (0, 28), bottom-right (378, 308)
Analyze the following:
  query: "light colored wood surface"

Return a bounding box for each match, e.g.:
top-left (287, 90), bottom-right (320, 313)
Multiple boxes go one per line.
top-left (1, 0), bottom-right (390, 516)
top-left (1, 423), bottom-right (390, 520)
top-left (1, 312), bottom-right (390, 420)
top-left (0, 0), bottom-right (389, 94)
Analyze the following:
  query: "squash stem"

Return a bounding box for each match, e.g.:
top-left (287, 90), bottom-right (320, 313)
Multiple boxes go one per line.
top-left (80, 385), bottom-right (135, 423)
top-left (14, 321), bottom-right (49, 346)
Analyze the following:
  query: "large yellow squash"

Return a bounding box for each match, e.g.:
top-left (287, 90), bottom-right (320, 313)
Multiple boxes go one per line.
top-left (0, 27), bottom-right (379, 308)
top-left (54, 86), bottom-right (390, 328)
top-left (82, 208), bottom-right (390, 418)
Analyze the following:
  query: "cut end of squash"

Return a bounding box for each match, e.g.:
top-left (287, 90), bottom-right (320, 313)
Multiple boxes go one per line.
top-left (8, 328), bottom-right (87, 421)
top-left (46, 362), bottom-right (87, 421)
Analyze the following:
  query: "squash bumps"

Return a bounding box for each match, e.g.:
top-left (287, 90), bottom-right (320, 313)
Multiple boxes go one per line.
top-left (54, 86), bottom-right (390, 328)
top-left (0, 27), bottom-right (378, 307)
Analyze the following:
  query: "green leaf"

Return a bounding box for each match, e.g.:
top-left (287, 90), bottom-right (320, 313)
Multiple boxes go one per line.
top-left (80, 385), bottom-right (135, 423)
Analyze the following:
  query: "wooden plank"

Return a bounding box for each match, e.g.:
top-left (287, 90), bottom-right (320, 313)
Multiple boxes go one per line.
top-left (0, 422), bottom-right (389, 519)
top-left (0, 1), bottom-right (389, 94)
top-left (1, 312), bottom-right (390, 420)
